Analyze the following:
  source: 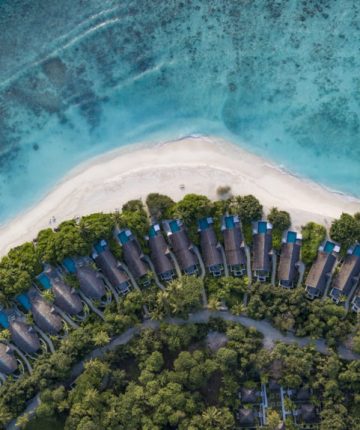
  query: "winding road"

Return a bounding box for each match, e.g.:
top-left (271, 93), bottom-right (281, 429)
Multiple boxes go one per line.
top-left (6, 310), bottom-right (359, 430)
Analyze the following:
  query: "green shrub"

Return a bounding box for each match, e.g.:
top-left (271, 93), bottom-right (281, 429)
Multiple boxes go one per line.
top-left (301, 222), bottom-right (326, 265)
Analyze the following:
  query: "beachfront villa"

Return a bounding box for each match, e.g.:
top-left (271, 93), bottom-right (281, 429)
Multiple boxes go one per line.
top-left (18, 288), bottom-right (63, 335)
top-left (92, 240), bottom-right (131, 295)
top-left (1, 211), bottom-right (360, 382)
top-left (147, 224), bottom-right (176, 282)
top-left (221, 215), bottom-right (247, 277)
top-left (0, 343), bottom-right (18, 375)
top-left (198, 217), bottom-right (224, 277)
top-left (329, 244), bottom-right (360, 304)
top-left (305, 240), bottom-right (340, 300)
top-left (63, 257), bottom-right (107, 300)
top-left (115, 228), bottom-right (151, 286)
top-left (277, 230), bottom-right (302, 288)
top-left (162, 219), bottom-right (199, 276)
top-left (37, 266), bottom-right (84, 316)
top-left (237, 408), bottom-right (258, 428)
top-left (0, 310), bottom-right (40, 355)
top-left (252, 221), bottom-right (273, 282)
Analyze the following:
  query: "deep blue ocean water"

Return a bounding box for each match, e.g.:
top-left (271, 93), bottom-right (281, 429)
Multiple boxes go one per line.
top-left (0, 0), bottom-right (359, 223)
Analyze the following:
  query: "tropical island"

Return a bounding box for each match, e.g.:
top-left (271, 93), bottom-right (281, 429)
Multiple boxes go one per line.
top-left (0, 190), bottom-right (359, 430)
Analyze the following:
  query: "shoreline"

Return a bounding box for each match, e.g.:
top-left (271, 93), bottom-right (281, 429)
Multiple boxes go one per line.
top-left (0, 135), bottom-right (359, 256)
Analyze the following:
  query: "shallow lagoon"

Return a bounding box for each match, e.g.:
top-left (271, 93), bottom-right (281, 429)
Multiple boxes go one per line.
top-left (0, 0), bottom-right (359, 223)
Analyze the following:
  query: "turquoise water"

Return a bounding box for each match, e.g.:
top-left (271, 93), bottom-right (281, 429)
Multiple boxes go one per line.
top-left (286, 231), bottom-right (297, 243)
top-left (224, 216), bottom-right (235, 230)
top-left (324, 241), bottom-right (335, 253)
top-left (16, 293), bottom-right (31, 311)
top-left (62, 257), bottom-right (77, 273)
top-left (198, 217), bottom-right (210, 230)
top-left (169, 220), bottom-right (180, 233)
top-left (118, 230), bottom-right (130, 245)
top-left (37, 273), bottom-right (52, 290)
top-left (0, 1), bottom-right (360, 224)
top-left (353, 244), bottom-right (360, 257)
top-left (0, 311), bottom-right (9, 329)
top-left (258, 221), bottom-right (267, 234)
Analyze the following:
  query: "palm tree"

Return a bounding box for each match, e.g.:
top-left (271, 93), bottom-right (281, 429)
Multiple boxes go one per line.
top-left (231, 303), bottom-right (246, 315)
top-left (201, 406), bottom-right (222, 427)
top-left (92, 330), bottom-right (110, 346)
top-left (42, 289), bottom-right (55, 302)
top-left (156, 290), bottom-right (170, 318)
top-left (16, 413), bottom-right (30, 429)
top-left (207, 297), bottom-right (222, 311)
top-left (0, 329), bottom-right (11, 342)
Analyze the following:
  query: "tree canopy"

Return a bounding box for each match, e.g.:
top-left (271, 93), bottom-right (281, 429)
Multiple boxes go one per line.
top-left (330, 213), bottom-right (360, 254)
top-left (301, 222), bottom-right (326, 265)
top-left (268, 207), bottom-right (291, 250)
top-left (146, 193), bottom-right (175, 221)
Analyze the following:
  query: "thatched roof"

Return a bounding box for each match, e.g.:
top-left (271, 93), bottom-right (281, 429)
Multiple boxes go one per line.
top-left (28, 288), bottom-right (62, 334)
top-left (238, 408), bottom-right (255, 426)
top-left (240, 387), bottom-right (258, 403)
top-left (295, 387), bottom-right (311, 401)
top-left (77, 266), bottom-right (106, 300)
top-left (298, 404), bottom-right (317, 423)
top-left (278, 243), bottom-right (301, 283)
top-left (223, 226), bottom-right (246, 266)
top-left (305, 251), bottom-right (336, 293)
top-left (52, 280), bottom-right (83, 315)
top-left (0, 343), bottom-right (17, 374)
top-left (122, 235), bottom-right (148, 280)
top-left (168, 229), bottom-right (197, 272)
top-left (148, 229), bottom-right (174, 277)
top-left (253, 233), bottom-right (272, 272)
top-left (331, 254), bottom-right (360, 296)
top-left (200, 226), bottom-right (223, 269)
top-left (94, 249), bottom-right (129, 289)
top-left (9, 320), bottom-right (40, 354)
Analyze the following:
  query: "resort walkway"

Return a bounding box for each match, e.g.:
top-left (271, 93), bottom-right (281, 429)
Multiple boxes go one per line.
top-left (6, 310), bottom-right (359, 430)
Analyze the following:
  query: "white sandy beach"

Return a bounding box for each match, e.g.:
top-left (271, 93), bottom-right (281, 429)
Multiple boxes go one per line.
top-left (0, 135), bottom-right (359, 256)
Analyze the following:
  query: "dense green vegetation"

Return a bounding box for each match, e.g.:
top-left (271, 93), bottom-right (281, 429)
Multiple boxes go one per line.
top-left (30, 322), bottom-right (262, 430)
top-left (330, 212), bottom-right (360, 255)
top-left (243, 283), bottom-right (354, 346)
top-left (145, 193), bottom-right (175, 220)
top-left (301, 222), bottom-right (327, 265)
top-left (229, 194), bottom-right (263, 244)
top-left (21, 322), bottom-right (360, 430)
top-left (268, 207), bottom-right (291, 251)
top-left (0, 193), bottom-right (359, 429)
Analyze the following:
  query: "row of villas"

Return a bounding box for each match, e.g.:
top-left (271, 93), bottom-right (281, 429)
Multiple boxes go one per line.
top-left (249, 221), bottom-right (360, 311)
top-left (1, 214), bottom-right (360, 378)
top-left (0, 215), bottom-right (245, 378)
top-left (238, 382), bottom-right (319, 429)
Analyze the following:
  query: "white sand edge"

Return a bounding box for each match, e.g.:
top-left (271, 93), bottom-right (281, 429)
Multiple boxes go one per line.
top-left (0, 135), bottom-right (359, 256)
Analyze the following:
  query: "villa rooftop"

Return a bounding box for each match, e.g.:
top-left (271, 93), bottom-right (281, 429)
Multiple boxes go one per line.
top-left (252, 221), bottom-right (272, 281)
top-left (28, 288), bottom-right (63, 334)
top-left (221, 215), bottom-right (246, 275)
top-left (92, 242), bottom-right (130, 295)
top-left (305, 245), bottom-right (337, 299)
top-left (330, 244), bottom-right (360, 302)
top-left (0, 344), bottom-right (17, 375)
top-left (147, 224), bottom-right (175, 281)
top-left (116, 229), bottom-right (148, 281)
top-left (278, 231), bottom-right (301, 288)
top-left (9, 319), bottom-right (40, 355)
top-left (198, 217), bottom-right (223, 277)
top-left (77, 266), bottom-right (106, 300)
top-left (162, 219), bottom-right (198, 275)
